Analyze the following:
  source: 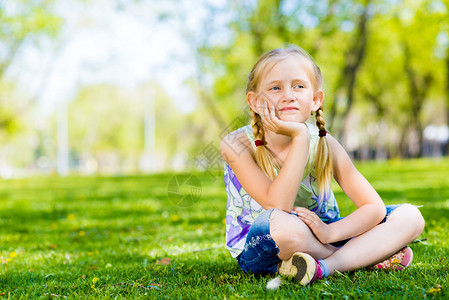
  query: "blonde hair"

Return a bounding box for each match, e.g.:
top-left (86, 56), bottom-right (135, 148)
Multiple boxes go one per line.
top-left (247, 45), bottom-right (333, 196)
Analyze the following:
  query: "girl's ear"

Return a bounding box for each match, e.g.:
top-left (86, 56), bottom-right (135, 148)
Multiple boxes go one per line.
top-left (312, 90), bottom-right (325, 111)
top-left (247, 91), bottom-right (261, 114)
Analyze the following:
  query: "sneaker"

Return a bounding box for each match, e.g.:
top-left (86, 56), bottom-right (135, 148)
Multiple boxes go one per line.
top-left (277, 252), bottom-right (323, 286)
top-left (370, 246), bottom-right (413, 271)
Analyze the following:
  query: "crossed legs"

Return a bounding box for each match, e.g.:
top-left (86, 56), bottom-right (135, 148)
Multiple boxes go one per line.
top-left (270, 204), bottom-right (425, 275)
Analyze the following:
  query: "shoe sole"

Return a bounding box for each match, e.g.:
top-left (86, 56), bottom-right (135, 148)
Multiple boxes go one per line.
top-left (277, 252), bottom-right (316, 286)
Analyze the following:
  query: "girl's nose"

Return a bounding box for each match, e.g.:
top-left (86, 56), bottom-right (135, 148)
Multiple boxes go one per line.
top-left (282, 87), bottom-right (295, 101)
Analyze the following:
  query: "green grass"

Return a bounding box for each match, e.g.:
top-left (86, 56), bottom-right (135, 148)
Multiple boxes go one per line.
top-left (0, 158), bottom-right (448, 299)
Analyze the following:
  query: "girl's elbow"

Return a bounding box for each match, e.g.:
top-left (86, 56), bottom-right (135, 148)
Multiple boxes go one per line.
top-left (376, 203), bottom-right (387, 223)
top-left (263, 205), bottom-right (290, 213)
top-left (263, 203), bottom-right (290, 213)
top-left (261, 190), bottom-right (292, 212)
top-left (262, 198), bottom-right (292, 213)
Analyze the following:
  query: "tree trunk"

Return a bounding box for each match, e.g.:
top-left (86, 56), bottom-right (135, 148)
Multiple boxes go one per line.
top-left (327, 2), bottom-right (370, 143)
top-left (399, 125), bottom-right (410, 158)
top-left (363, 89), bottom-right (388, 158)
top-left (445, 45), bottom-right (449, 155)
top-left (402, 43), bottom-right (432, 157)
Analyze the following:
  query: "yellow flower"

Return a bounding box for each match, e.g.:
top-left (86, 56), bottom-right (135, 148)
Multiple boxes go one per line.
top-left (68, 214), bottom-right (76, 221)
top-left (92, 277), bottom-right (99, 284)
top-left (171, 214), bottom-right (180, 221)
top-left (79, 231), bottom-right (85, 236)
top-left (428, 285), bottom-right (442, 293)
top-left (9, 252), bottom-right (17, 258)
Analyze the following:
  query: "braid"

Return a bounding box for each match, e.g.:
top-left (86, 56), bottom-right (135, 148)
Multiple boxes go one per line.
top-left (250, 110), bottom-right (278, 180)
top-left (315, 106), bottom-right (333, 197)
top-left (250, 110), bottom-right (265, 142)
top-left (315, 107), bottom-right (326, 132)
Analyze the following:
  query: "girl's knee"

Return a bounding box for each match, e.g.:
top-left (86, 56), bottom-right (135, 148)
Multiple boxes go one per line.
top-left (391, 204), bottom-right (425, 238)
top-left (409, 205), bottom-right (425, 235)
top-left (269, 209), bottom-right (310, 251)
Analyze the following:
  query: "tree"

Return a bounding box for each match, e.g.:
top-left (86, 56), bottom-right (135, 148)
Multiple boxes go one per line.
top-left (442, 0), bottom-right (449, 154)
top-left (327, 0), bottom-right (372, 144)
top-left (64, 82), bottom-right (188, 173)
top-left (0, 0), bottom-right (62, 131)
top-left (393, 1), bottom-right (442, 157)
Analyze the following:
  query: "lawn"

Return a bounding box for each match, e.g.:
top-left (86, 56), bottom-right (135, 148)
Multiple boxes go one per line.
top-left (0, 158), bottom-right (448, 298)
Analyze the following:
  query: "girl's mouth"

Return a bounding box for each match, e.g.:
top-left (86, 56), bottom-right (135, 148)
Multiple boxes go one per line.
top-left (280, 107), bottom-right (299, 111)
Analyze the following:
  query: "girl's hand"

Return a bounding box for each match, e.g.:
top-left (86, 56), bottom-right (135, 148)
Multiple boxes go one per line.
top-left (259, 102), bottom-right (308, 138)
top-left (293, 207), bottom-right (335, 244)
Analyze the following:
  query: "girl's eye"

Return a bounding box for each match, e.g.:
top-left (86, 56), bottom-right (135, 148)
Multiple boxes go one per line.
top-left (295, 84), bottom-right (304, 89)
top-left (270, 86), bottom-right (280, 91)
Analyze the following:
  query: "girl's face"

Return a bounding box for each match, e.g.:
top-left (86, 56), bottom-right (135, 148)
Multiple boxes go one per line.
top-left (250, 55), bottom-right (324, 123)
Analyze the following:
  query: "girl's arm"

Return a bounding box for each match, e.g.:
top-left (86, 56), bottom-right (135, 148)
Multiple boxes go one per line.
top-left (328, 135), bottom-right (386, 242)
top-left (294, 134), bottom-right (385, 244)
top-left (220, 105), bottom-right (310, 212)
top-left (221, 127), bottom-right (309, 212)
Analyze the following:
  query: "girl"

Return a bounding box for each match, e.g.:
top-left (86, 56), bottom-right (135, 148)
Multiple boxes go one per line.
top-left (220, 45), bottom-right (425, 285)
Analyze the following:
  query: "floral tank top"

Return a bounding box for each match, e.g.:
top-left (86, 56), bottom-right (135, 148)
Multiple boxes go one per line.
top-left (224, 122), bottom-right (340, 258)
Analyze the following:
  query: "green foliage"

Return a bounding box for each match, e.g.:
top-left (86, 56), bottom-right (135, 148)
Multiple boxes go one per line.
top-left (2, 0), bottom-right (449, 170)
top-left (64, 82), bottom-right (187, 171)
top-left (68, 84), bottom-right (145, 155)
top-left (0, 158), bottom-right (448, 298)
top-left (0, 1), bottom-right (62, 42)
top-left (0, 0), bottom-right (62, 53)
top-left (0, 0), bottom-right (63, 153)
top-left (189, 0), bottom-right (449, 158)
top-left (0, 81), bottom-right (38, 168)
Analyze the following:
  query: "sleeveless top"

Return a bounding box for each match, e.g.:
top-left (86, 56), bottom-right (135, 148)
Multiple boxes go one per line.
top-left (224, 122), bottom-right (340, 258)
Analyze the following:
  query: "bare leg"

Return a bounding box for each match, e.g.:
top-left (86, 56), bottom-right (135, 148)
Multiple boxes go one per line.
top-left (270, 209), bottom-right (338, 260)
top-left (324, 204), bottom-right (425, 275)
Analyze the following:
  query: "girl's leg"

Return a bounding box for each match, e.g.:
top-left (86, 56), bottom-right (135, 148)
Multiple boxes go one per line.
top-left (270, 209), bottom-right (338, 260)
top-left (323, 204), bottom-right (425, 275)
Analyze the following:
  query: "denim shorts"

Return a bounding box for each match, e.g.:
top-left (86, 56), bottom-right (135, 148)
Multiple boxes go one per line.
top-left (236, 204), bottom-right (403, 274)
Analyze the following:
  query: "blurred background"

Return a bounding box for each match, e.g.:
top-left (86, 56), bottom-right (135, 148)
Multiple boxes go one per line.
top-left (1, 0), bottom-right (448, 179)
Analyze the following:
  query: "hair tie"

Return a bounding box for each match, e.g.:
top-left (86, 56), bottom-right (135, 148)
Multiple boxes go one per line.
top-left (319, 130), bottom-right (327, 137)
top-left (255, 140), bottom-right (264, 147)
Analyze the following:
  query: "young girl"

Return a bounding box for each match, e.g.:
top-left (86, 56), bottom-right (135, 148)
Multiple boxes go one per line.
top-left (220, 45), bottom-right (425, 285)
